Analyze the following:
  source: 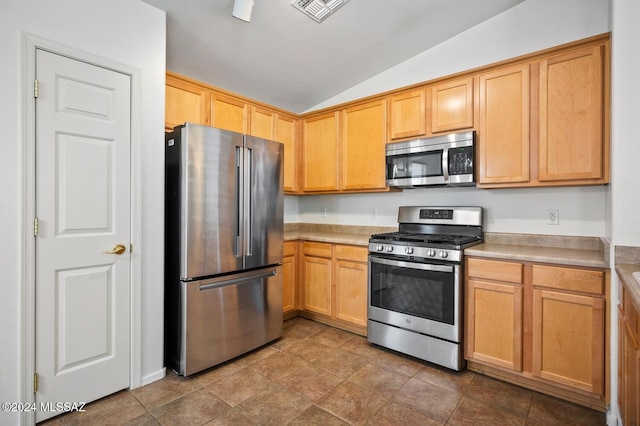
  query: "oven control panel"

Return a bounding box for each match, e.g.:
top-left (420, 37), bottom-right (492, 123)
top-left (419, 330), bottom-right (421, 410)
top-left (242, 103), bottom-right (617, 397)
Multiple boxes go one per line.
top-left (419, 209), bottom-right (454, 220)
top-left (369, 242), bottom-right (461, 262)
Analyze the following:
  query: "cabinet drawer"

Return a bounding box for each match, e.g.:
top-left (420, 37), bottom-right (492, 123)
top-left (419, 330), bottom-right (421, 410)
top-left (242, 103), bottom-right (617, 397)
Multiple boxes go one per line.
top-left (284, 240), bottom-right (297, 257)
top-left (467, 258), bottom-right (523, 284)
top-left (335, 244), bottom-right (368, 262)
top-left (532, 265), bottom-right (603, 295)
top-left (303, 241), bottom-right (332, 258)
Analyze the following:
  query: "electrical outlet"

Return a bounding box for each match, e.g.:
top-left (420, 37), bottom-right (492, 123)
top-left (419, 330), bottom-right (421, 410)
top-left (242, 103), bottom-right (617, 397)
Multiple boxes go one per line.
top-left (547, 209), bottom-right (559, 225)
top-left (321, 207), bottom-right (327, 218)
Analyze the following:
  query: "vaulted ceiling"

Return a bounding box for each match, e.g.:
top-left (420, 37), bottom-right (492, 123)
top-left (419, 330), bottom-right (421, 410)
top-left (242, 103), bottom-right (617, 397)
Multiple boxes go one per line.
top-left (142, 0), bottom-right (525, 113)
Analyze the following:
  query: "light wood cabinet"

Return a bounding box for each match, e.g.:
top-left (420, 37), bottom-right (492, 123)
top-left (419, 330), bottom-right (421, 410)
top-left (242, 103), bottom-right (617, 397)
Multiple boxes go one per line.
top-left (282, 241), bottom-right (298, 315)
top-left (465, 257), bottom-right (607, 408)
top-left (302, 242), bottom-right (332, 316)
top-left (165, 75), bottom-right (210, 131)
top-left (341, 99), bottom-right (387, 191)
top-left (301, 112), bottom-right (339, 192)
top-left (538, 45), bottom-right (605, 183)
top-left (431, 77), bottom-right (474, 133)
top-left (334, 245), bottom-right (368, 327)
top-left (275, 114), bottom-right (298, 193)
top-left (250, 105), bottom-right (275, 139)
top-left (388, 89), bottom-right (426, 140)
top-left (618, 279), bottom-right (640, 425)
top-left (466, 258), bottom-right (523, 372)
top-left (477, 64), bottom-right (531, 185)
top-left (211, 93), bottom-right (247, 133)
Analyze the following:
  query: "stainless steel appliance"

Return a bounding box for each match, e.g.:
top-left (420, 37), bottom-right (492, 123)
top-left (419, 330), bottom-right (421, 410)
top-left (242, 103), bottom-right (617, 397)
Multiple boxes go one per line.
top-left (385, 131), bottom-right (475, 188)
top-left (367, 206), bottom-right (483, 371)
top-left (164, 122), bottom-right (284, 376)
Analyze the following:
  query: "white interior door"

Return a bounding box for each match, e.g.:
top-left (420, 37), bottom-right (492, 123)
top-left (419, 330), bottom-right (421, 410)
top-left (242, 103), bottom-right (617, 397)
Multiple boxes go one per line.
top-left (35, 49), bottom-right (131, 423)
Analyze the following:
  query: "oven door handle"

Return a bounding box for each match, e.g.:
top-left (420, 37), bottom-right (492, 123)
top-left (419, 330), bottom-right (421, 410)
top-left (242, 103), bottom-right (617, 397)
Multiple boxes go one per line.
top-left (369, 255), bottom-right (454, 273)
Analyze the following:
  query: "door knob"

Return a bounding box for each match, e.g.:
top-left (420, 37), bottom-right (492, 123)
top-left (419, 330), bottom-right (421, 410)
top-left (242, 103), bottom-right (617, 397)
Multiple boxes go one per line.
top-left (104, 244), bottom-right (126, 255)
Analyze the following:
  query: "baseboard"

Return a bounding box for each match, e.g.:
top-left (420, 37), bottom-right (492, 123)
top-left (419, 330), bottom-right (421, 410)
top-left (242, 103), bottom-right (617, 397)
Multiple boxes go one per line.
top-left (140, 367), bottom-right (166, 387)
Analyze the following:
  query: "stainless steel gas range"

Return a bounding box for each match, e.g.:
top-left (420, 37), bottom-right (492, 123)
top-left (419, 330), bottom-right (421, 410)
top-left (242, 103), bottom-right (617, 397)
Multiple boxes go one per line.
top-left (367, 206), bottom-right (483, 371)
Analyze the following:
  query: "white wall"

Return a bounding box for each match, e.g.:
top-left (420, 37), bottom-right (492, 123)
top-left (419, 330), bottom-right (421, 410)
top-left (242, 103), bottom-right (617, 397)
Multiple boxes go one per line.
top-left (0, 1), bottom-right (165, 424)
top-left (293, 0), bottom-right (612, 240)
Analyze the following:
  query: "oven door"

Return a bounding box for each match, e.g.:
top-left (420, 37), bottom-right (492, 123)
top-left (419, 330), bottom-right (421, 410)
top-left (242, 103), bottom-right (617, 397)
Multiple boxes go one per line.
top-left (368, 254), bottom-right (462, 343)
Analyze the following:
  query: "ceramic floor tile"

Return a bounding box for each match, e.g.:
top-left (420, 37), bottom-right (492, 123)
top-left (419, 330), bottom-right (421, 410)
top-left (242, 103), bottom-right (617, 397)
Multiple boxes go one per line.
top-left (527, 392), bottom-right (605, 425)
top-left (277, 364), bottom-right (343, 402)
top-left (282, 317), bottom-right (330, 339)
top-left (308, 327), bottom-right (356, 348)
top-left (235, 385), bottom-right (311, 425)
top-left (392, 377), bottom-right (462, 423)
top-left (366, 401), bottom-right (443, 426)
top-left (413, 364), bottom-right (476, 394)
top-left (149, 389), bottom-right (228, 425)
top-left (463, 374), bottom-right (532, 418)
top-left (347, 362), bottom-right (411, 398)
top-left (287, 405), bottom-right (351, 425)
top-left (312, 347), bottom-right (370, 379)
top-left (249, 350), bottom-right (309, 381)
top-left (447, 396), bottom-right (525, 426)
top-left (122, 412), bottom-right (161, 425)
top-left (370, 348), bottom-right (424, 377)
top-left (61, 389), bottom-right (148, 425)
top-left (317, 381), bottom-right (388, 425)
top-left (204, 368), bottom-right (276, 407)
top-left (192, 345), bottom-right (279, 386)
top-left (338, 335), bottom-right (385, 359)
top-left (278, 338), bottom-right (334, 362)
top-left (132, 371), bottom-right (202, 410)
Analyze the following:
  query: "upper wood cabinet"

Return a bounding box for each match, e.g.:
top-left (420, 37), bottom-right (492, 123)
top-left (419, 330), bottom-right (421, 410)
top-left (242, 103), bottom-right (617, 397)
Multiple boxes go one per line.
top-left (538, 45), bottom-right (605, 183)
top-left (477, 63), bottom-right (531, 185)
top-left (211, 93), bottom-right (247, 134)
top-left (431, 77), bottom-right (474, 133)
top-left (275, 114), bottom-right (298, 193)
top-left (250, 105), bottom-right (275, 139)
top-left (165, 75), bottom-right (210, 131)
top-left (302, 111), bottom-right (339, 192)
top-left (388, 89), bottom-right (426, 140)
top-left (341, 99), bottom-right (387, 191)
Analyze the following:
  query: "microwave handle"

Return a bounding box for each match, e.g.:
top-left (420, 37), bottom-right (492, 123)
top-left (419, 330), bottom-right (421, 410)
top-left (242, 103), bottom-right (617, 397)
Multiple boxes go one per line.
top-left (442, 148), bottom-right (449, 181)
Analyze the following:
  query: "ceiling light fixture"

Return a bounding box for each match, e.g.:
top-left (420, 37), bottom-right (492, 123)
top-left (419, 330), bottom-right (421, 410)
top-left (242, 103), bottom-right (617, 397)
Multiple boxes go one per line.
top-left (291, 0), bottom-right (349, 23)
top-left (232, 0), bottom-right (254, 22)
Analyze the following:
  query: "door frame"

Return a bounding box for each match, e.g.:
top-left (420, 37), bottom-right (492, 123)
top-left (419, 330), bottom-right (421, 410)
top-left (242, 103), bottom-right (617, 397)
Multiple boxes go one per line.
top-left (20, 34), bottom-right (143, 425)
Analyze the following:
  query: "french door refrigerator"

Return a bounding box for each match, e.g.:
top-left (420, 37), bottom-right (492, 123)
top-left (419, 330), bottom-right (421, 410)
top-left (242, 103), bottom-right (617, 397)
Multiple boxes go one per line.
top-left (164, 122), bottom-right (284, 376)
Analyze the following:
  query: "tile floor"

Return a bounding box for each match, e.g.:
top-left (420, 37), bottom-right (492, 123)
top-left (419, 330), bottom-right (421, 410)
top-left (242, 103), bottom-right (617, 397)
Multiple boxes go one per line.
top-left (42, 317), bottom-right (606, 425)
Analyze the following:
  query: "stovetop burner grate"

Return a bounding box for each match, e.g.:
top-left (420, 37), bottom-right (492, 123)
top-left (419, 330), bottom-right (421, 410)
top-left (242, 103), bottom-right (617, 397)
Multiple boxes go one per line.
top-left (370, 232), bottom-right (480, 246)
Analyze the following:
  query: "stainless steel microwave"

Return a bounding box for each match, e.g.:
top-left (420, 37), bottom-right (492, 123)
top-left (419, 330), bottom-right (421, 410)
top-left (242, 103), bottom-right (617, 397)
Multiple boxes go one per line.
top-left (386, 131), bottom-right (475, 188)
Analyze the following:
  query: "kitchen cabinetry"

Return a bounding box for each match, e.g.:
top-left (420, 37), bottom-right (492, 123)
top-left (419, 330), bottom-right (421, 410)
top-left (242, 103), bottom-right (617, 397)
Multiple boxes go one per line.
top-left (302, 112), bottom-right (339, 192)
top-left (430, 77), bottom-right (474, 133)
top-left (388, 89), bottom-right (426, 140)
top-left (275, 114), bottom-right (299, 193)
top-left (618, 277), bottom-right (640, 425)
top-left (165, 74), bottom-right (210, 131)
top-left (341, 99), bottom-right (387, 191)
top-left (477, 39), bottom-right (609, 188)
top-left (282, 241), bottom-right (298, 315)
top-left (465, 257), bottom-right (607, 409)
top-left (299, 241), bottom-right (368, 333)
top-left (211, 93), bottom-right (247, 134)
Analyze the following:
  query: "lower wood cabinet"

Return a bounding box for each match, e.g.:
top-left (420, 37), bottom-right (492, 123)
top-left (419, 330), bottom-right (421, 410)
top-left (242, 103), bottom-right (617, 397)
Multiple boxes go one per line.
top-left (298, 241), bottom-right (368, 333)
top-left (282, 241), bottom-right (298, 315)
top-left (465, 257), bottom-right (608, 410)
top-left (618, 280), bottom-right (640, 425)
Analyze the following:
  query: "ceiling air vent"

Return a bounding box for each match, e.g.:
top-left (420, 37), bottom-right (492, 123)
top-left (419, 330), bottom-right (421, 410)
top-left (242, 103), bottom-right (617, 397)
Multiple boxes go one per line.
top-left (291, 0), bottom-right (350, 23)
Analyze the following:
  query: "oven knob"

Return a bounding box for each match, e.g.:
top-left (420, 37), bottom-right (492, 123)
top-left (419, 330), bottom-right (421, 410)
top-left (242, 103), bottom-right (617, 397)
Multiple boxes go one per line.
top-left (428, 249), bottom-right (436, 257)
top-left (405, 247), bottom-right (414, 255)
top-left (376, 244), bottom-right (384, 252)
top-left (439, 250), bottom-right (448, 258)
top-left (386, 245), bottom-right (394, 252)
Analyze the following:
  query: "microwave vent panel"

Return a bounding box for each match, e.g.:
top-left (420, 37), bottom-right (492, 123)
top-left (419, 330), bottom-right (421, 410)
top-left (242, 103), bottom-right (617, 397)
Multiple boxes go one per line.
top-left (291, 0), bottom-right (349, 23)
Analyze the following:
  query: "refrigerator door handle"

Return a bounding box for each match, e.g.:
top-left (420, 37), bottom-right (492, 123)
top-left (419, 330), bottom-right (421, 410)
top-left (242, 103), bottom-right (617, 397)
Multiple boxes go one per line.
top-left (244, 147), bottom-right (253, 257)
top-left (198, 269), bottom-right (276, 292)
top-left (235, 146), bottom-right (243, 258)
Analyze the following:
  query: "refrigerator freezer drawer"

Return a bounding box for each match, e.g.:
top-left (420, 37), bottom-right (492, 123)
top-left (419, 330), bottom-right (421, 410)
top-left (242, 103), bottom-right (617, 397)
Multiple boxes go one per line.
top-left (177, 266), bottom-right (283, 376)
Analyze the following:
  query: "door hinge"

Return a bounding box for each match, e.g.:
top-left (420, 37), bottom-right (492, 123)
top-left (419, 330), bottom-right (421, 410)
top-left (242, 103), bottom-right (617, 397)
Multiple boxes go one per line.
top-left (33, 373), bottom-right (38, 393)
top-left (34, 79), bottom-right (39, 98)
top-left (34, 217), bottom-right (39, 237)
top-left (130, 243), bottom-right (133, 253)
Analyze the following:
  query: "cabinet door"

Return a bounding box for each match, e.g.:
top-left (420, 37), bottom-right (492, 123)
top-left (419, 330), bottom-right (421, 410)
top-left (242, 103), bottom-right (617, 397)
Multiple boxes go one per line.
top-left (538, 45), bottom-right (604, 182)
top-left (275, 114), bottom-right (298, 193)
top-left (532, 289), bottom-right (604, 395)
top-left (165, 76), bottom-right (210, 131)
top-left (466, 279), bottom-right (523, 371)
top-left (388, 89), bottom-right (426, 140)
top-left (211, 94), bottom-right (247, 133)
top-left (341, 99), bottom-right (387, 190)
top-left (302, 255), bottom-right (332, 316)
top-left (334, 260), bottom-right (367, 327)
top-left (302, 112), bottom-right (339, 192)
top-left (282, 241), bottom-right (297, 314)
top-left (478, 64), bottom-right (530, 184)
top-left (431, 77), bottom-right (474, 133)
top-left (250, 106), bottom-right (275, 140)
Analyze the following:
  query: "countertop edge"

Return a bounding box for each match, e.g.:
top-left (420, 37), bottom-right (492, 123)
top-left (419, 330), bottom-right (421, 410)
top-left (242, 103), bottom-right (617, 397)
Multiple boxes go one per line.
top-left (464, 243), bottom-right (608, 269)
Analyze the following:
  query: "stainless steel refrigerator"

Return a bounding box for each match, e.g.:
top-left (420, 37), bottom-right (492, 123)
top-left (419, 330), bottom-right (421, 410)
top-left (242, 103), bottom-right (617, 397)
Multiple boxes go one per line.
top-left (164, 122), bottom-right (284, 376)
